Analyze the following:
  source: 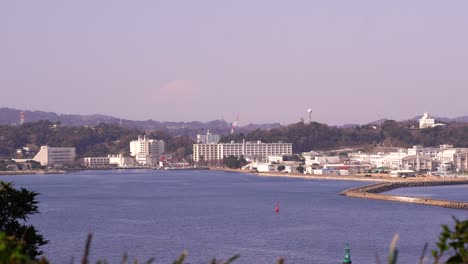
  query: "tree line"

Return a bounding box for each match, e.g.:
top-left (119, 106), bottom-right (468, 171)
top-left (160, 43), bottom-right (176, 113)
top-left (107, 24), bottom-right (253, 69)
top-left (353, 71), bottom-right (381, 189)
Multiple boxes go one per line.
top-left (0, 120), bottom-right (467, 161)
top-left (0, 121), bottom-right (194, 160)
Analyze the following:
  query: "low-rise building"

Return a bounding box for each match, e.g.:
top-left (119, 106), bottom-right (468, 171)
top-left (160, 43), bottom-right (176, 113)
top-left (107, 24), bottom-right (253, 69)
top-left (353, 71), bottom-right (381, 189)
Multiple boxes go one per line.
top-left (390, 170), bottom-right (416, 177)
top-left (83, 156), bottom-right (110, 167)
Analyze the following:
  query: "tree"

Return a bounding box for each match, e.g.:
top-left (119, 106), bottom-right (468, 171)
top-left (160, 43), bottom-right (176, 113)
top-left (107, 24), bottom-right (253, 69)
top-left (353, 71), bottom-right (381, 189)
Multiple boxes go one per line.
top-left (0, 181), bottom-right (48, 259)
top-left (296, 166), bottom-right (304, 174)
top-left (223, 156), bottom-right (247, 169)
top-left (432, 217), bottom-right (468, 264)
top-left (277, 165), bottom-right (285, 172)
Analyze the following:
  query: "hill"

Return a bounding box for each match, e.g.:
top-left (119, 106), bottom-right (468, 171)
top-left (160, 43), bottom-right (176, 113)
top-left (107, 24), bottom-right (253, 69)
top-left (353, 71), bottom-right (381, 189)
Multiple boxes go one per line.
top-left (0, 107), bottom-right (281, 137)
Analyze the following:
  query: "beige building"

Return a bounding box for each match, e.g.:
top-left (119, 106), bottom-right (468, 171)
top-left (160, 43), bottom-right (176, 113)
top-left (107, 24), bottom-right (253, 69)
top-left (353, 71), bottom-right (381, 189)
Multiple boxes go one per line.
top-left (193, 141), bottom-right (292, 162)
top-left (33, 146), bottom-right (76, 166)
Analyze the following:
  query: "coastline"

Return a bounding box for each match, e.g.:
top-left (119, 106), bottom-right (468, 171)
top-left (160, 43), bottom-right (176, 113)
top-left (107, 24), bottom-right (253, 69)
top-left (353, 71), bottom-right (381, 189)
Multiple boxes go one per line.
top-left (216, 168), bottom-right (468, 209)
top-left (0, 169), bottom-right (68, 176)
top-left (2, 167), bottom-right (467, 209)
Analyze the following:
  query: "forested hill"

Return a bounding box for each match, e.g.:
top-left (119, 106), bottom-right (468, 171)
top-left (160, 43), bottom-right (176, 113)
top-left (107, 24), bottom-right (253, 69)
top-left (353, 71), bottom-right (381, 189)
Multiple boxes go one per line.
top-left (222, 120), bottom-right (468, 153)
top-left (0, 107), bottom-right (280, 137)
top-left (0, 121), bottom-right (195, 159)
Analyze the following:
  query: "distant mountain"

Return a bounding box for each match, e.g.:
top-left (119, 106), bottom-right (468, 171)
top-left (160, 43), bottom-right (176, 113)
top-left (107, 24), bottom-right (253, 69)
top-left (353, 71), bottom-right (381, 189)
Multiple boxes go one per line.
top-left (0, 107), bottom-right (281, 137)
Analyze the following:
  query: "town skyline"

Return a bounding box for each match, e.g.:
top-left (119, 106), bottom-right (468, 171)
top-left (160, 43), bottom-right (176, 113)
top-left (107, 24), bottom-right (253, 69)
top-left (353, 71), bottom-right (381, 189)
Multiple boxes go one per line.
top-left (1, 1), bottom-right (467, 125)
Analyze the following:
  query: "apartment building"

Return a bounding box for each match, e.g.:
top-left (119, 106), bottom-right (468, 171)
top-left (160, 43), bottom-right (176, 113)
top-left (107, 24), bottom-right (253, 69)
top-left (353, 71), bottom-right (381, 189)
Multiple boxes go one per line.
top-left (193, 141), bottom-right (292, 162)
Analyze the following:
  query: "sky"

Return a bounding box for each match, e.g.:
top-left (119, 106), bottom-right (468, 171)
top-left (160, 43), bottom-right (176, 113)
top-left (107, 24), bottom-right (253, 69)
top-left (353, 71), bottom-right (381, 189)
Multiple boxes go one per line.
top-left (1, 1), bottom-right (467, 126)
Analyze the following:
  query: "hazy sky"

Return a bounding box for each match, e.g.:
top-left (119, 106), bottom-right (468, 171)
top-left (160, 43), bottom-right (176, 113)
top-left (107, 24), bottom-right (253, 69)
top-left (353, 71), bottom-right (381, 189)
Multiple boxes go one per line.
top-left (1, 1), bottom-right (467, 125)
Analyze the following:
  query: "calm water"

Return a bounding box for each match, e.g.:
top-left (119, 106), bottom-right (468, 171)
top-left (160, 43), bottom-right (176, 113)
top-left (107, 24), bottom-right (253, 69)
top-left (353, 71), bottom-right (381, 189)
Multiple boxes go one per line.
top-left (385, 184), bottom-right (468, 202)
top-left (2, 170), bottom-right (466, 264)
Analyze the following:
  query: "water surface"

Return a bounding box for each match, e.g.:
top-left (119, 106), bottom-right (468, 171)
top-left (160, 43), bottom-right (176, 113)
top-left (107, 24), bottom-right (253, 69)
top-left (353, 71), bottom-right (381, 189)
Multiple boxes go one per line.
top-left (2, 170), bottom-right (465, 264)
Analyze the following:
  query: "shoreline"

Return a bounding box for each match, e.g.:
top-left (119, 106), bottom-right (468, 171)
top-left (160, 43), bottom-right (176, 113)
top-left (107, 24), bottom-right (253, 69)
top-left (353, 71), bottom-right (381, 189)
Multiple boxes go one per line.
top-left (216, 169), bottom-right (468, 209)
top-left (0, 169), bottom-right (68, 176)
top-left (2, 167), bottom-right (467, 209)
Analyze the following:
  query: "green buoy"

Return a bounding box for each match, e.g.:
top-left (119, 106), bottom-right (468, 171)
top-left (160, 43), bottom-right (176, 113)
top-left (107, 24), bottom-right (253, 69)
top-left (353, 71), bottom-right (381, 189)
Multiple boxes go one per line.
top-left (343, 243), bottom-right (352, 264)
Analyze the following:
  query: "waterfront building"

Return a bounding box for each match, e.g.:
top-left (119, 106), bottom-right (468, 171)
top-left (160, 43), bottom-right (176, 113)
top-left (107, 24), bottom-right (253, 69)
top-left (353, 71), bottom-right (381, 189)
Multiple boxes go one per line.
top-left (196, 130), bottom-right (221, 144)
top-left (33, 146), bottom-right (76, 166)
top-left (83, 154), bottom-right (135, 168)
top-left (193, 141), bottom-right (292, 162)
top-left (401, 155), bottom-right (434, 171)
top-left (130, 136), bottom-right (165, 166)
top-left (348, 145), bottom-right (468, 173)
top-left (390, 170), bottom-right (416, 177)
top-left (83, 156), bottom-right (110, 167)
top-left (108, 154), bottom-right (135, 167)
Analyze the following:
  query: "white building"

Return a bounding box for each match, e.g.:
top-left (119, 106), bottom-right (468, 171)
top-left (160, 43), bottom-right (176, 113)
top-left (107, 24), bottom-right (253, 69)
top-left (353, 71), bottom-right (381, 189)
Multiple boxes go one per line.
top-left (130, 136), bottom-right (165, 166)
top-left (196, 131), bottom-right (220, 144)
top-left (109, 154), bottom-right (135, 167)
top-left (304, 156), bottom-right (341, 166)
top-left (419, 112), bottom-right (435, 129)
top-left (33, 146), bottom-right (76, 166)
top-left (268, 155), bottom-right (284, 163)
top-left (83, 154), bottom-right (135, 167)
top-left (193, 141), bottom-right (292, 162)
top-left (83, 156), bottom-right (109, 167)
top-left (348, 145), bottom-right (468, 173)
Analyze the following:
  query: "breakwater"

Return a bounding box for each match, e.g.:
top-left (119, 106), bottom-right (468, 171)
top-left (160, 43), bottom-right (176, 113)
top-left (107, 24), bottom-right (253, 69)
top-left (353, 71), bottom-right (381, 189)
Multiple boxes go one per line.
top-left (341, 180), bottom-right (468, 210)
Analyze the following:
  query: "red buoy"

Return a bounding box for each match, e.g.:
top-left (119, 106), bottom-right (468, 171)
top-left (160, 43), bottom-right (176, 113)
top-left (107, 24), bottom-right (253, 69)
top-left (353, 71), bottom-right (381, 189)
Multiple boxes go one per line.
top-left (275, 203), bottom-right (280, 213)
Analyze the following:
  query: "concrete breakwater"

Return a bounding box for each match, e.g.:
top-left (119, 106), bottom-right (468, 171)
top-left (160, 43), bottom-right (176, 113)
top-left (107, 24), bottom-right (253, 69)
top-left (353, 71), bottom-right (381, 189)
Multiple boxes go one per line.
top-left (341, 180), bottom-right (468, 210)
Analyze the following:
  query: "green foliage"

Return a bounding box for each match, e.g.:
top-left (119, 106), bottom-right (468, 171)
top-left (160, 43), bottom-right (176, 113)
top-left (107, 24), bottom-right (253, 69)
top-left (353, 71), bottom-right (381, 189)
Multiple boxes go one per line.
top-left (432, 217), bottom-right (468, 264)
top-left (277, 165), bottom-right (285, 172)
top-left (222, 121), bottom-right (468, 152)
top-left (296, 166), bottom-right (304, 174)
top-left (0, 122), bottom-right (196, 161)
top-left (223, 156), bottom-right (247, 169)
top-left (0, 181), bottom-right (47, 259)
top-left (0, 232), bottom-right (34, 264)
top-left (25, 160), bottom-right (43, 170)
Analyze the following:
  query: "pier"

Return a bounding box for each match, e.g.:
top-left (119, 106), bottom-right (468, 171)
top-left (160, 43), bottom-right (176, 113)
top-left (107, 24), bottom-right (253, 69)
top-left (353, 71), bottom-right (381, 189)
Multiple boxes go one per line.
top-left (340, 180), bottom-right (468, 210)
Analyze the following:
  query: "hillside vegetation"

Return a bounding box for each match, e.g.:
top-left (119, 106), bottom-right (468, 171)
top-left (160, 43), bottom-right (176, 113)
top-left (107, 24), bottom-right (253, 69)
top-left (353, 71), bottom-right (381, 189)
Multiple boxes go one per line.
top-left (0, 121), bottom-right (194, 159)
top-left (0, 120), bottom-right (467, 159)
top-left (222, 120), bottom-right (468, 153)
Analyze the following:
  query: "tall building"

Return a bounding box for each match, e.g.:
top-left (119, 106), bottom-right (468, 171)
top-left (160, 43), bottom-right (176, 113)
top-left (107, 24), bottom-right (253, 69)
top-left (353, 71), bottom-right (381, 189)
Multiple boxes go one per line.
top-left (193, 141), bottom-right (292, 162)
top-left (196, 130), bottom-right (220, 144)
top-left (130, 136), bottom-right (165, 166)
top-left (33, 146), bottom-right (76, 166)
